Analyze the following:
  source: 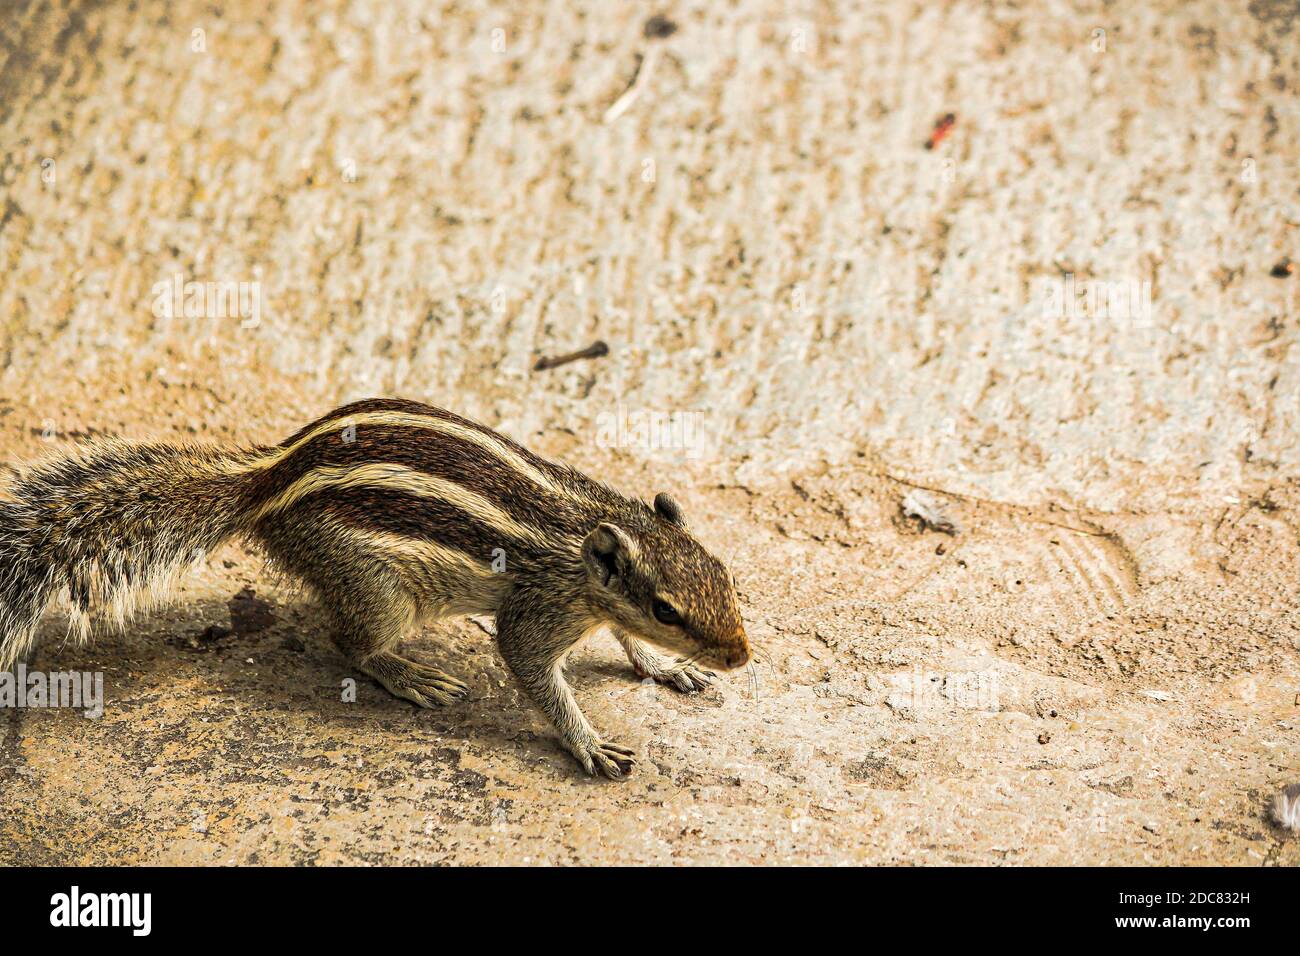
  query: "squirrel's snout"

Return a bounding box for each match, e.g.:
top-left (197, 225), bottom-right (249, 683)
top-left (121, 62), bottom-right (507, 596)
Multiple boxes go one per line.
top-left (722, 632), bottom-right (751, 669)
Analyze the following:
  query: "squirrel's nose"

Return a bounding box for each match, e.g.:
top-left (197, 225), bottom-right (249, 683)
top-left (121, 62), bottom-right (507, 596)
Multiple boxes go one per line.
top-left (725, 650), bottom-right (748, 668)
top-left (724, 639), bottom-right (751, 669)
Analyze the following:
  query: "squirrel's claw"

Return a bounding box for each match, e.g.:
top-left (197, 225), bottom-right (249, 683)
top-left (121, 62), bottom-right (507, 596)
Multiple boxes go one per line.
top-left (633, 656), bottom-right (716, 694)
top-left (666, 661), bottom-right (715, 693)
top-left (571, 739), bottom-right (637, 779)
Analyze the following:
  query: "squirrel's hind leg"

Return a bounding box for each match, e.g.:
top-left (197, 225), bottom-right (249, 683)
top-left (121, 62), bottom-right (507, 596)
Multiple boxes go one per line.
top-left (322, 582), bottom-right (469, 708)
top-left (262, 520), bottom-right (470, 708)
top-left (358, 651), bottom-right (469, 708)
top-left (289, 548), bottom-right (467, 707)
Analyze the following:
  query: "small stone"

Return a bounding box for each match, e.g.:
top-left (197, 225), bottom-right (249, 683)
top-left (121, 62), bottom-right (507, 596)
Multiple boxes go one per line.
top-left (643, 14), bottom-right (679, 39)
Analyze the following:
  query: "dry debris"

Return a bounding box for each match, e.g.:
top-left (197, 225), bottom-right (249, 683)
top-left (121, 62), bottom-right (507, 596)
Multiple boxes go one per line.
top-left (901, 490), bottom-right (962, 535)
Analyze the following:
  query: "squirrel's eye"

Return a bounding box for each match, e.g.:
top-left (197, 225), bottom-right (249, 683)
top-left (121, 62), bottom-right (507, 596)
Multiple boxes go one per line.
top-left (652, 599), bottom-right (681, 626)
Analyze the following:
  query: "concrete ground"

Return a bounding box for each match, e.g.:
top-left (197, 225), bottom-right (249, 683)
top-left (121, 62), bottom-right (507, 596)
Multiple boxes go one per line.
top-left (0, 0), bottom-right (1298, 864)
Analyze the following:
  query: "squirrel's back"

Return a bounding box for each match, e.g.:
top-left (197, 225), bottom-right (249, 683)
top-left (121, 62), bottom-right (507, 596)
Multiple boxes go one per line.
top-left (247, 397), bottom-right (635, 553)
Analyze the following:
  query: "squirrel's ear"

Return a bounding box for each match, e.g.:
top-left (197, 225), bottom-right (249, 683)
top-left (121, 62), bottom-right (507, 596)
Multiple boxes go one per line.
top-left (582, 523), bottom-right (639, 587)
top-left (653, 492), bottom-right (687, 528)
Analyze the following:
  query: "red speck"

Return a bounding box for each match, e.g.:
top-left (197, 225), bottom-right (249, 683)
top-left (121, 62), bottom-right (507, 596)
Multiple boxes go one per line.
top-left (925, 112), bottom-right (957, 150)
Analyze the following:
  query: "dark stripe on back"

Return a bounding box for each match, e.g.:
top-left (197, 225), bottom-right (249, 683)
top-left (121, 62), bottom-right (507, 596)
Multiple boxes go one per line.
top-left (277, 399), bottom-right (469, 447)
top-left (251, 423), bottom-right (607, 539)
top-left (274, 485), bottom-right (551, 566)
top-left (275, 398), bottom-right (639, 516)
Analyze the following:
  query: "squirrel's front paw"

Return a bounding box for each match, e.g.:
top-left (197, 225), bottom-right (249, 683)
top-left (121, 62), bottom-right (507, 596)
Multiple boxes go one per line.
top-left (636, 658), bottom-right (716, 694)
top-left (665, 661), bottom-right (716, 693)
top-left (569, 738), bottom-right (637, 779)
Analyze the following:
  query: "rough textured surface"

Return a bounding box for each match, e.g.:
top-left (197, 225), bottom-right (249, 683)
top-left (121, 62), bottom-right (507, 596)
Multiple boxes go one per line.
top-left (1, 0), bottom-right (1298, 864)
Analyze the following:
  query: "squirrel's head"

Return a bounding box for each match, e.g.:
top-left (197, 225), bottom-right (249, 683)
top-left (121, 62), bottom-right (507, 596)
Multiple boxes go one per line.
top-left (582, 493), bottom-right (750, 670)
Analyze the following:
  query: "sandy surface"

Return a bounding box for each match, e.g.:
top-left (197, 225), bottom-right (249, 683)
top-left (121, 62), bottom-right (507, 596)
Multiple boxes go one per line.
top-left (1, 0), bottom-right (1298, 864)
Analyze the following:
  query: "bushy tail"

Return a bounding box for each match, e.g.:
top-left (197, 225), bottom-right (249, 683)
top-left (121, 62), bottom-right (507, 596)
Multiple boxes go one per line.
top-left (0, 440), bottom-right (257, 669)
top-left (0, 499), bottom-right (59, 670)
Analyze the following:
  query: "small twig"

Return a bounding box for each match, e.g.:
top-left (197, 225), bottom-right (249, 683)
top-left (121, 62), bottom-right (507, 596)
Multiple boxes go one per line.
top-left (602, 15), bottom-right (678, 124)
top-left (603, 46), bottom-right (662, 124)
top-left (533, 340), bottom-right (609, 372)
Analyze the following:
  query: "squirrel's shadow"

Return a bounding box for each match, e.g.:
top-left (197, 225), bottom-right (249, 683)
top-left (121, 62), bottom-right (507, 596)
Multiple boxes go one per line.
top-left (22, 595), bottom-right (642, 774)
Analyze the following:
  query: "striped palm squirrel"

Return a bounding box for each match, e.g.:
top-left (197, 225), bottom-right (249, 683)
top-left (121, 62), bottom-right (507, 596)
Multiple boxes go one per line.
top-left (0, 398), bottom-right (750, 778)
